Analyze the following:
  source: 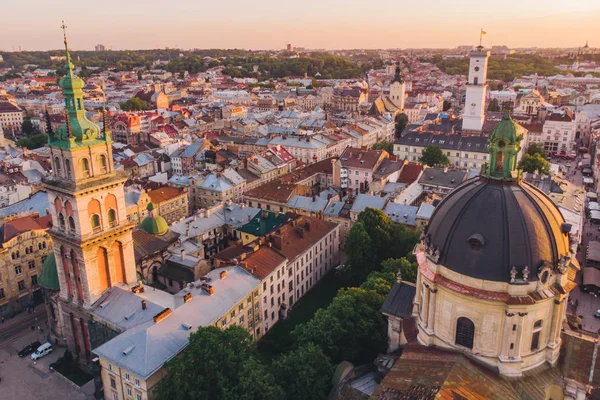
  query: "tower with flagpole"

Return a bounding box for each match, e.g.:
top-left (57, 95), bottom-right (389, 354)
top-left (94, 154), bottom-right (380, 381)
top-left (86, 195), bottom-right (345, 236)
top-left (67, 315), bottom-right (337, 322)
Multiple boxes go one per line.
top-left (462, 29), bottom-right (490, 132)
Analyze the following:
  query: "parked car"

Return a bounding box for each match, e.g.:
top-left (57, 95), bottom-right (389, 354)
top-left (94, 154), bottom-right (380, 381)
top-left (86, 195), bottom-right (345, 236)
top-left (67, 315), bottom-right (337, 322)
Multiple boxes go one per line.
top-left (18, 341), bottom-right (41, 358)
top-left (594, 310), bottom-right (600, 318)
top-left (31, 342), bottom-right (53, 360)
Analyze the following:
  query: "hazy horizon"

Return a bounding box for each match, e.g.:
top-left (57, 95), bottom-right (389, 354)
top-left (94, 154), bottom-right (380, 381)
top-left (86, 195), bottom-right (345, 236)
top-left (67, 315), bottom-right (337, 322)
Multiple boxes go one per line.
top-left (3, 0), bottom-right (599, 52)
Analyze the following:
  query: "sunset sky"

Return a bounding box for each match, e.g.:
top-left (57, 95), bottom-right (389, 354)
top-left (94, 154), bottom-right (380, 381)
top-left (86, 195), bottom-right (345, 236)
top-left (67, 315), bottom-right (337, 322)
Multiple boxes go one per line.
top-left (3, 0), bottom-right (599, 51)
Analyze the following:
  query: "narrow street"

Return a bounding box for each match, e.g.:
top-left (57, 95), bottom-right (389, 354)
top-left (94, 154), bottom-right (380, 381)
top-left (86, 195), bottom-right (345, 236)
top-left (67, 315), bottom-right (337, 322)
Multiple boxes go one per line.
top-left (0, 305), bottom-right (48, 349)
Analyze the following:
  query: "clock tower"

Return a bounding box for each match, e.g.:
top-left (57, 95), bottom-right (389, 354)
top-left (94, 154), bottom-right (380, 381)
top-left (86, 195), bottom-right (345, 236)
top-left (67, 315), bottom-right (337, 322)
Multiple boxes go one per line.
top-left (45, 24), bottom-right (136, 362)
top-left (462, 46), bottom-right (490, 132)
top-left (389, 61), bottom-right (405, 111)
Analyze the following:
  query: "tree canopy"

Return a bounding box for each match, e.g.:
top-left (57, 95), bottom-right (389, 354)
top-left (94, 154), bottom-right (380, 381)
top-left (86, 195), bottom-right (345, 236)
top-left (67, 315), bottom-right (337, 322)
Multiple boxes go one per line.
top-left (16, 134), bottom-right (48, 149)
top-left (381, 257), bottom-right (418, 283)
top-left (518, 153), bottom-right (550, 174)
top-left (395, 113), bottom-right (408, 137)
top-left (120, 97), bottom-right (148, 111)
top-left (156, 326), bottom-right (283, 400)
top-left (487, 98), bottom-right (501, 112)
top-left (427, 54), bottom-right (560, 81)
top-left (420, 145), bottom-right (450, 166)
top-left (372, 140), bottom-right (394, 154)
top-left (271, 344), bottom-right (333, 400)
top-left (526, 143), bottom-right (546, 158)
top-left (21, 117), bottom-right (36, 135)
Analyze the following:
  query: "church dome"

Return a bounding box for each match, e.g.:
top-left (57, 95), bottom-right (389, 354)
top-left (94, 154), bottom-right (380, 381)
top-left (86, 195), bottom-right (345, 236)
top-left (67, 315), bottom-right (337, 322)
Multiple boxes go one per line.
top-left (489, 115), bottom-right (523, 143)
top-left (424, 177), bottom-right (570, 283)
top-left (38, 252), bottom-right (60, 291)
top-left (140, 203), bottom-right (169, 236)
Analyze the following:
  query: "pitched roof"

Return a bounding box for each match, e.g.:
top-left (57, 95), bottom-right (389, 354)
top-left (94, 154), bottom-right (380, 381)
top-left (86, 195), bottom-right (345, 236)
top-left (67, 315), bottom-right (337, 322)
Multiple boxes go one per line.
top-left (243, 246), bottom-right (287, 280)
top-left (1, 214), bottom-right (52, 243)
top-left (381, 282), bottom-right (416, 318)
top-left (397, 162), bottom-right (423, 184)
top-left (237, 211), bottom-right (295, 236)
top-left (146, 186), bottom-right (186, 204)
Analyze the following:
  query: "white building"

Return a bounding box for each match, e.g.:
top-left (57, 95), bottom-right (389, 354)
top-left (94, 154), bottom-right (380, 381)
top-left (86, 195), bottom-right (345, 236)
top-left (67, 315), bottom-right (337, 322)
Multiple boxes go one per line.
top-left (0, 101), bottom-right (24, 133)
top-left (542, 110), bottom-right (576, 154)
top-left (462, 47), bottom-right (490, 132)
top-left (389, 63), bottom-right (406, 111)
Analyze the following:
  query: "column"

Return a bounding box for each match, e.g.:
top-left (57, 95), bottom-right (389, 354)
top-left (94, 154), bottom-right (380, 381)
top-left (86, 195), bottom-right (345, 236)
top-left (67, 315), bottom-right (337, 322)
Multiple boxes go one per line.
top-left (500, 313), bottom-right (514, 359)
top-left (427, 289), bottom-right (437, 331)
top-left (552, 300), bottom-right (565, 345)
top-left (513, 312), bottom-right (528, 360)
top-left (421, 286), bottom-right (430, 327)
top-left (548, 299), bottom-right (561, 348)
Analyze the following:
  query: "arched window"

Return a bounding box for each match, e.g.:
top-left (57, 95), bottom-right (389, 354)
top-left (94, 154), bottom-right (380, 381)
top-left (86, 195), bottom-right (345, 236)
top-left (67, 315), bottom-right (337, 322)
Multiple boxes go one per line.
top-left (108, 209), bottom-right (117, 227)
top-left (11, 252), bottom-right (15, 260)
top-left (42, 241), bottom-right (46, 249)
top-left (54, 157), bottom-right (62, 176)
top-left (58, 213), bottom-right (66, 229)
top-left (455, 317), bottom-right (475, 349)
top-left (38, 242), bottom-right (42, 250)
top-left (25, 247), bottom-right (29, 255)
top-left (81, 158), bottom-right (90, 177)
top-left (65, 159), bottom-right (72, 179)
top-left (91, 214), bottom-right (101, 232)
top-left (99, 154), bottom-right (108, 173)
top-left (29, 246), bottom-right (33, 254)
top-left (15, 251), bottom-right (20, 259)
top-left (68, 216), bottom-right (76, 232)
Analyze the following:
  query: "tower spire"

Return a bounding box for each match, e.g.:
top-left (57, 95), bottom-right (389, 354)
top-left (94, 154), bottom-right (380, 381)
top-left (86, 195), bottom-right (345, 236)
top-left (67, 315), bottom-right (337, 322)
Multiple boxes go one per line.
top-left (60, 21), bottom-right (74, 74)
top-left (392, 60), bottom-right (404, 84)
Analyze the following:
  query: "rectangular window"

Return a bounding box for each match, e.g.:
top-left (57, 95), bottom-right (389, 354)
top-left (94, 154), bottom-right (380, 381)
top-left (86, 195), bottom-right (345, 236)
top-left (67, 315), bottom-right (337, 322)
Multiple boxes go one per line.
top-left (136, 394), bottom-right (142, 400)
top-left (28, 260), bottom-right (35, 269)
top-left (127, 387), bottom-right (132, 397)
top-left (31, 275), bottom-right (38, 285)
top-left (134, 378), bottom-right (140, 387)
top-left (531, 331), bottom-right (540, 351)
top-left (18, 280), bottom-right (25, 291)
top-left (125, 373), bottom-right (130, 382)
top-left (15, 266), bottom-right (22, 275)
top-left (110, 377), bottom-right (116, 389)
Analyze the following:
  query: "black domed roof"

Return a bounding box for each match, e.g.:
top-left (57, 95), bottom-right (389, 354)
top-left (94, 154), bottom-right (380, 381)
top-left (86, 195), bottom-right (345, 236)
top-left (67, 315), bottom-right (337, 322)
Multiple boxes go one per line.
top-left (424, 176), bottom-right (570, 283)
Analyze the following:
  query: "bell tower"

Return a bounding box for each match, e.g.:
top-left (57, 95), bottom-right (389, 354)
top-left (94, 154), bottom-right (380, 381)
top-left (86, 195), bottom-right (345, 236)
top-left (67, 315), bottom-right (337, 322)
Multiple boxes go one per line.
top-left (462, 45), bottom-right (490, 132)
top-left (389, 61), bottom-right (405, 111)
top-left (45, 22), bottom-right (136, 361)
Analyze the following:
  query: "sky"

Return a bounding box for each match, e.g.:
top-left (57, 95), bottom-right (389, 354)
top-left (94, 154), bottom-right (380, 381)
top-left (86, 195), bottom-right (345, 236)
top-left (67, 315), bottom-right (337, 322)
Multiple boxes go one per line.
top-left (2, 0), bottom-right (600, 51)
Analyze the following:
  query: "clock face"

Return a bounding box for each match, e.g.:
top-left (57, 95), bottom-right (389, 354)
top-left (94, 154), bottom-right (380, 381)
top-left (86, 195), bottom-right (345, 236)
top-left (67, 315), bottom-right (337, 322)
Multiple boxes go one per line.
top-left (474, 66), bottom-right (480, 72)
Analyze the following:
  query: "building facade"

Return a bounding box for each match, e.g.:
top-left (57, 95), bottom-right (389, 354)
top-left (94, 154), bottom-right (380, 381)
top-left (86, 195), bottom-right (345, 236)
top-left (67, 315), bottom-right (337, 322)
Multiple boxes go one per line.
top-left (44, 40), bottom-right (137, 362)
top-left (0, 213), bottom-right (53, 316)
top-left (462, 46), bottom-right (490, 132)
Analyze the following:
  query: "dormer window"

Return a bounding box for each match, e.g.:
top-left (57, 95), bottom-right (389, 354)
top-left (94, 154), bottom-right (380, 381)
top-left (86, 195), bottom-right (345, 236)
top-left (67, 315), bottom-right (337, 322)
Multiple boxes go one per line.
top-left (467, 233), bottom-right (485, 251)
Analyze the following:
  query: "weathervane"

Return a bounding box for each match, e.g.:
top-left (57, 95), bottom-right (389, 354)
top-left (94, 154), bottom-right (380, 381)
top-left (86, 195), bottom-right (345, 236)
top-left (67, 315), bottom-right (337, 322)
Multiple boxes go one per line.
top-left (479, 28), bottom-right (487, 47)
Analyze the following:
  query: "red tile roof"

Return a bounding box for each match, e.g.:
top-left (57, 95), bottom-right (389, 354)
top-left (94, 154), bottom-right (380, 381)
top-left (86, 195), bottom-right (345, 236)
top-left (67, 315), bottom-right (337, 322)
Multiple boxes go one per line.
top-left (397, 162), bottom-right (423, 184)
top-left (243, 246), bottom-right (287, 280)
top-left (2, 214), bottom-right (52, 243)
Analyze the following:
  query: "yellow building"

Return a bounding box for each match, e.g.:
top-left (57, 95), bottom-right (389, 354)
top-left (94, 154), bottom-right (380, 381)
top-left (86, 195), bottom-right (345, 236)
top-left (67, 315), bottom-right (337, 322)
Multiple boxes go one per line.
top-left (0, 213), bottom-right (53, 315)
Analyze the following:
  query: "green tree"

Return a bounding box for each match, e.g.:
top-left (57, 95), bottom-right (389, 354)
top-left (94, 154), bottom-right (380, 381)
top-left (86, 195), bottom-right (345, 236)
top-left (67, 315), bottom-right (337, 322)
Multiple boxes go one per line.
top-left (517, 153), bottom-right (550, 174)
top-left (526, 142), bottom-right (546, 158)
top-left (137, 70), bottom-right (142, 81)
top-left (272, 344), bottom-right (333, 400)
top-left (45, 110), bottom-right (53, 136)
top-left (488, 98), bottom-right (501, 112)
top-left (442, 100), bottom-right (452, 111)
top-left (293, 287), bottom-right (388, 364)
top-left (156, 326), bottom-right (283, 400)
top-left (420, 145), bottom-right (449, 166)
top-left (16, 134), bottom-right (48, 149)
top-left (120, 97), bottom-right (148, 111)
top-left (360, 270), bottom-right (396, 298)
top-left (344, 221), bottom-right (373, 281)
top-left (372, 140), bottom-right (393, 154)
top-left (21, 117), bottom-right (35, 135)
top-left (395, 113), bottom-right (408, 137)
top-left (381, 257), bottom-right (418, 283)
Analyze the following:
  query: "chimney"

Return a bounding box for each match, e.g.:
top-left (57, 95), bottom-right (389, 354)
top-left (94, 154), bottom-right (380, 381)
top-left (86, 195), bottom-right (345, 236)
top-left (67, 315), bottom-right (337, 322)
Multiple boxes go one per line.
top-left (46, 208), bottom-right (50, 215)
top-left (180, 249), bottom-right (186, 260)
top-left (184, 292), bottom-right (192, 303)
top-left (209, 286), bottom-right (215, 296)
top-left (141, 300), bottom-right (147, 310)
top-left (220, 270), bottom-right (227, 280)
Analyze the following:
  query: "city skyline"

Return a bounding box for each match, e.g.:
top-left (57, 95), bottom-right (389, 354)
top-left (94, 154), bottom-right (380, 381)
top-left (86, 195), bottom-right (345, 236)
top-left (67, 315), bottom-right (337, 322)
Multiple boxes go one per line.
top-left (2, 0), bottom-right (599, 51)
